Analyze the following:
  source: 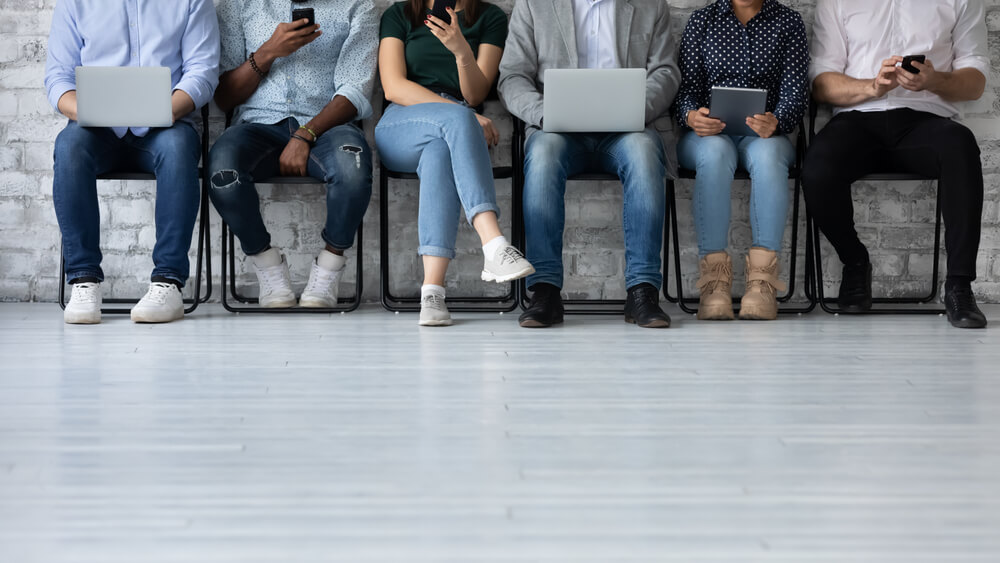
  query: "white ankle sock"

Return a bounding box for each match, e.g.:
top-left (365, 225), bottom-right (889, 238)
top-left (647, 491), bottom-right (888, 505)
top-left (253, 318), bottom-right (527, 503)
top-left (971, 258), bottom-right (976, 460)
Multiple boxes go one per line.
top-left (421, 284), bottom-right (446, 299)
top-left (482, 235), bottom-right (509, 259)
top-left (252, 247), bottom-right (282, 268)
top-left (317, 249), bottom-right (347, 272)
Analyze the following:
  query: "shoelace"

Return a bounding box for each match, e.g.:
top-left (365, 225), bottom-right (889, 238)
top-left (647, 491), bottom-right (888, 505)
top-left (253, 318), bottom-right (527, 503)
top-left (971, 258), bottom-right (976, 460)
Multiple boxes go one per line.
top-left (143, 282), bottom-right (175, 305)
top-left (498, 246), bottom-right (525, 266)
top-left (257, 264), bottom-right (289, 296)
top-left (700, 262), bottom-right (732, 294)
top-left (950, 287), bottom-right (978, 311)
top-left (631, 286), bottom-right (659, 309)
top-left (303, 266), bottom-right (336, 296)
top-left (422, 293), bottom-right (446, 310)
top-left (71, 283), bottom-right (99, 304)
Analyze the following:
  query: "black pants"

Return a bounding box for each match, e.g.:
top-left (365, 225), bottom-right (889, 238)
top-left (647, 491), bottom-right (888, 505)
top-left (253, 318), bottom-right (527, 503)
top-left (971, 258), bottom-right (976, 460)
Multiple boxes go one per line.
top-left (802, 109), bottom-right (983, 282)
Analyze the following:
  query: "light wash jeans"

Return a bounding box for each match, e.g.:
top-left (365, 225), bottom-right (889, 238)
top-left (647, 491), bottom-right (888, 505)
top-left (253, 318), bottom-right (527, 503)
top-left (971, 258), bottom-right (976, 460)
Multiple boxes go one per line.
top-left (52, 121), bottom-right (201, 284)
top-left (522, 128), bottom-right (667, 290)
top-left (374, 100), bottom-right (500, 260)
top-left (677, 131), bottom-right (795, 256)
top-left (208, 118), bottom-right (372, 255)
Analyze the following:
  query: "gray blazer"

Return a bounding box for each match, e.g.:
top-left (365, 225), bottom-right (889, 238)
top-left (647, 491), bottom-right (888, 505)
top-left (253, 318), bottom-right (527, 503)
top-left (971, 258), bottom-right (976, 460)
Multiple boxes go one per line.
top-left (498, 0), bottom-right (681, 176)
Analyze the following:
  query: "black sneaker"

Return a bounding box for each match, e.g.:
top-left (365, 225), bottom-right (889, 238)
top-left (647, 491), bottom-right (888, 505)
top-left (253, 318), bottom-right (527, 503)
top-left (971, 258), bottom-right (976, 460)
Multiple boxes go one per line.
top-left (624, 283), bottom-right (670, 328)
top-left (944, 285), bottom-right (987, 329)
top-left (518, 283), bottom-right (564, 328)
top-left (838, 259), bottom-right (872, 312)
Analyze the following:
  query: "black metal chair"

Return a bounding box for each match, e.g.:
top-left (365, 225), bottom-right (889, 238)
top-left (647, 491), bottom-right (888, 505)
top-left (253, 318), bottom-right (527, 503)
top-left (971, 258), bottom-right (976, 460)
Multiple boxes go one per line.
top-left (378, 94), bottom-right (518, 313)
top-left (219, 115), bottom-right (363, 314)
top-left (807, 101), bottom-right (944, 315)
top-left (662, 122), bottom-right (817, 316)
top-left (511, 119), bottom-right (674, 315)
top-left (58, 106), bottom-right (213, 315)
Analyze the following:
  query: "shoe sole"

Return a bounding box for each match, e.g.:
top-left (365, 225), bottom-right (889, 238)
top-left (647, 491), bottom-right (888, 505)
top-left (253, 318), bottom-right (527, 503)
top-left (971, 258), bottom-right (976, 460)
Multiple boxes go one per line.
top-left (64, 313), bottom-right (101, 325)
top-left (948, 317), bottom-right (987, 329)
top-left (299, 297), bottom-right (336, 308)
top-left (738, 309), bottom-right (777, 321)
top-left (419, 319), bottom-right (453, 327)
top-left (698, 308), bottom-right (735, 321)
top-left (624, 316), bottom-right (670, 329)
top-left (519, 317), bottom-right (563, 328)
top-left (481, 265), bottom-right (536, 284)
top-left (131, 312), bottom-right (183, 323)
top-left (838, 301), bottom-right (872, 313)
top-left (260, 297), bottom-right (298, 308)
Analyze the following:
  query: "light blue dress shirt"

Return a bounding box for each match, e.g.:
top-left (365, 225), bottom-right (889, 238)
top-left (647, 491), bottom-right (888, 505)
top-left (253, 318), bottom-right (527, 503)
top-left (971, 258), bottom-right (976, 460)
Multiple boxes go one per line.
top-left (572, 0), bottom-right (618, 69)
top-left (216, 0), bottom-right (379, 125)
top-left (44, 0), bottom-right (221, 138)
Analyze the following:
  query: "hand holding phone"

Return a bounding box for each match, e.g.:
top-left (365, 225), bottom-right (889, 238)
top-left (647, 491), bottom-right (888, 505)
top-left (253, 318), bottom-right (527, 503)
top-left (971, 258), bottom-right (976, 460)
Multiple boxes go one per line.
top-left (292, 7), bottom-right (315, 29)
top-left (428, 0), bottom-right (457, 25)
top-left (901, 55), bottom-right (926, 74)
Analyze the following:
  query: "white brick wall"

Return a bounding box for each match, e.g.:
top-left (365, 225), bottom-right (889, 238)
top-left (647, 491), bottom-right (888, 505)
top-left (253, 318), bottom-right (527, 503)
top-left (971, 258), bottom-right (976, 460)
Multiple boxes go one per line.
top-left (2, 0), bottom-right (1000, 303)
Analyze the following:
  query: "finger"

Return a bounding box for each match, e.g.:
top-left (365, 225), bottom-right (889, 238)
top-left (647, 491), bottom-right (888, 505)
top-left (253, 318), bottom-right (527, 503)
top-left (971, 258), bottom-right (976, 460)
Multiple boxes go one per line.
top-left (295, 24), bottom-right (320, 36)
top-left (911, 61), bottom-right (930, 72)
top-left (424, 19), bottom-right (445, 34)
top-left (426, 14), bottom-right (447, 29)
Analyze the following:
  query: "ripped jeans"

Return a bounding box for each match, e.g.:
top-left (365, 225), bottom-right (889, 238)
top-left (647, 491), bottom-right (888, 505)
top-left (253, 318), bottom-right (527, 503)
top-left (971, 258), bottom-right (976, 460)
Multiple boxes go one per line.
top-left (208, 118), bottom-right (372, 255)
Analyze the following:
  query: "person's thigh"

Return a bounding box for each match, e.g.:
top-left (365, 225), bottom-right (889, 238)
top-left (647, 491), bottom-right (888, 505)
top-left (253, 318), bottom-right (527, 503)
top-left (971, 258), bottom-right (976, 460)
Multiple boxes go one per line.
top-left (209, 121), bottom-right (289, 185)
top-left (308, 122), bottom-right (372, 185)
top-left (802, 112), bottom-right (883, 185)
top-left (595, 128), bottom-right (667, 196)
top-left (737, 135), bottom-right (795, 176)
top-left (887, 112), bottom-right (980, 177)
top-left (53, 122), bottom-right (125, 174)
top-left (374, 103), bottom-right (434, 174)
top-left (677, 131), bottom-right (739, 173)
top-left (130, 122), bottom-right (201, 173)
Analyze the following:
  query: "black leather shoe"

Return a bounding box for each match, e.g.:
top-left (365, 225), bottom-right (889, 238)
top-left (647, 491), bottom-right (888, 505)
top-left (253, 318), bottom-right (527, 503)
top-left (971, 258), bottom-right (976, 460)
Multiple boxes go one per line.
top-left (624, 283), bottom-right (670, 328)
top-left (838, 259), bottom-right (872, 312)
top-left (945, 285), bottom-right (987, 329)
top-left (519, 283), bottom-right (564, 328)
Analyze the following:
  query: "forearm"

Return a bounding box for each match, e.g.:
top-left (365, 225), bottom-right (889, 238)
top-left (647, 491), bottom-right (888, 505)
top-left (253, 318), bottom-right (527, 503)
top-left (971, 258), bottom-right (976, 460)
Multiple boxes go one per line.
top-left (455, 54), bottom-right (491, 107)
top-left (215, 48), bottom-right (277, 113)
top-left (384, 79), bottom-right (458, 108)
top-left (301, 95), bottom-right (360, 138)
top-left (171, 90), bottom-right (196, 122)
top-left (812, 72), bottom-right (880, 106)
top-left (928, 68), bottom-right (986, 102)
top-left (57, 90), bottom-right (78, 121)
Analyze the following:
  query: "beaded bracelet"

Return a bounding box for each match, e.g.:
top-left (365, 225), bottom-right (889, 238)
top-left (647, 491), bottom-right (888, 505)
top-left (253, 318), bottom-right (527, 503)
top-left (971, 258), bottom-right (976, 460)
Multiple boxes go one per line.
top-left (248, 51), bottom-right (267, 79)
top-left (298, 125), bottom-right (318, 140)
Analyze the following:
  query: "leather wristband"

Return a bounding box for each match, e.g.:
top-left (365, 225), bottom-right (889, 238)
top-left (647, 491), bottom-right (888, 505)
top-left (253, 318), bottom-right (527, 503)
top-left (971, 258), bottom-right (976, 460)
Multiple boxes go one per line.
top-left (291, 133), bottom-right (315, 148)
top-left (248, 51), bottom-right (267, 79)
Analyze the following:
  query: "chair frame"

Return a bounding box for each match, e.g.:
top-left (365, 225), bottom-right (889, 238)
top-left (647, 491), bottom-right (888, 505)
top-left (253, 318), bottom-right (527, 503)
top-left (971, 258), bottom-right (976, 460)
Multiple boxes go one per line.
top-left (662, 122), bottom-right (817, 316)
top-left (58, 106), bottom-right (213, 315)
top-left (807, 101), bottom-right (944, 315)
top-left (218, 115), bottom-right (363, 314)
top-left (378, 93), bottom-right (518, 313)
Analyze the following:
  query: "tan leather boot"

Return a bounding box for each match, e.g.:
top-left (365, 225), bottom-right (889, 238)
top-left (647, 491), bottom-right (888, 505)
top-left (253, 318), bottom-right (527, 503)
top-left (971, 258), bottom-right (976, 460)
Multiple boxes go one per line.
top-left (695, 252), bottom-right (734, 320)
top-left (739, 247), bottom-right (787, 321)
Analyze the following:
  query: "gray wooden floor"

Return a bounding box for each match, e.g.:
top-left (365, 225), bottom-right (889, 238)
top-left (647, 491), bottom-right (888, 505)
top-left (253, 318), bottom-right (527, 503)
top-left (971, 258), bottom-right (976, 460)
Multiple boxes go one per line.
top-left (1, 303), bottom-right (998, 562)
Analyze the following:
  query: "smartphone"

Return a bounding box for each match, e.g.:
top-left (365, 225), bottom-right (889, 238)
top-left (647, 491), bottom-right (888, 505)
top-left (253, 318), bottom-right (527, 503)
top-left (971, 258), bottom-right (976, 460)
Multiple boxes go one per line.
top-left (901, 54), bottom-right (926, 74)
top-left (291, 7), bottom-right (315, 28)
top-left (428, 0), bottom-right (457, 25)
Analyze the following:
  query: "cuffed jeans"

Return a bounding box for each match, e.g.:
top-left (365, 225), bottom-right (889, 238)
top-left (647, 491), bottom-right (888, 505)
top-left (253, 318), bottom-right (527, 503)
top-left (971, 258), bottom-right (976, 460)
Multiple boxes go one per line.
top-left (522, 128), bottom-right (667, 289)
top-left (208, 118), bottom-right (372, 255)
top-left (52, 121), bottom-right (201, 285)
top-left (374, 101), bottom-right (500, 259)
top-left (677, 131), bottom-right (795, 256)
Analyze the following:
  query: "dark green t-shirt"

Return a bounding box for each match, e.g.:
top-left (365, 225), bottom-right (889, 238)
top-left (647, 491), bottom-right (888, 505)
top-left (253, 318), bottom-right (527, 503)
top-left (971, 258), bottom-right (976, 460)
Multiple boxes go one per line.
top-left (380, 2), bottom-right (508, 98)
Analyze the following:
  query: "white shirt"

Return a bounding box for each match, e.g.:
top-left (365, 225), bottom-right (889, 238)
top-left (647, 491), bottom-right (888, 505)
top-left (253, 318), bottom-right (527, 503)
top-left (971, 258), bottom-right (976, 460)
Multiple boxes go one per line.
top-left (572, 0), bottom-right (618, 69)
top-left (809, 0), bottom-right (989, 118)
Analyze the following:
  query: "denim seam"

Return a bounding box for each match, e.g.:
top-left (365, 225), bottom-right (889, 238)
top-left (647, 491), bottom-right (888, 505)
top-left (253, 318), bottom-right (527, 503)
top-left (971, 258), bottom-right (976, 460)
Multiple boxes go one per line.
top-left (417, 244), bottom-right (457, 260)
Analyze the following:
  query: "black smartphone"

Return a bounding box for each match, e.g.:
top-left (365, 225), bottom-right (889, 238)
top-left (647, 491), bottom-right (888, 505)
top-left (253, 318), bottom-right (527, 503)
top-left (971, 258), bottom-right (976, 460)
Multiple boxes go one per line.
top-left (901, 54), bottom-right (926, 74)
top-left (291, 7), bottom-right (315, 28)
top-left (428, 0), bottom-right (457, 25)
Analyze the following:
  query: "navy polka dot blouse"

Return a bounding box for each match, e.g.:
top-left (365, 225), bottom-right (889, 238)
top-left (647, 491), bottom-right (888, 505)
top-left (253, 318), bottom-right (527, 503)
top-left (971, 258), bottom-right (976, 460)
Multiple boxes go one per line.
top-left (675, 0), bottom-right (810, 135)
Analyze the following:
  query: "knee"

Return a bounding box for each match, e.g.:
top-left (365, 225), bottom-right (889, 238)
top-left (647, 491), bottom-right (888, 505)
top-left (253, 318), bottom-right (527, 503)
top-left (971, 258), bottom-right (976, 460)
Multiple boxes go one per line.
top-left (744, 138), bottom-right (793, 174)
top-left (618, 132), bottom-right (667, 178)
top-left (692, 135), bottom-right (738, 171)
top-left (938, 122), bottom-right (980, 158)
top-left (54, 123), bottom-right (99, 168)
top-left (153, 127), bottom-right (200, 169)
top-left (437, 104), bottom-right (480, 133)
top-left (325, 144), bottom-right (373, 199)
top-left (525, 132), bottom-right (569, 176)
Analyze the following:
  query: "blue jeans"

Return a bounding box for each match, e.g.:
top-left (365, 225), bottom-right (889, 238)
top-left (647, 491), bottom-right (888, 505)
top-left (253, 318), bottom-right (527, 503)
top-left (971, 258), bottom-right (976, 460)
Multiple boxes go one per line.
top-left (52, 121), bottom-right (201, 284)
top-left (522, 128), bottom-right (667, 289)
top-left (374, 101), bottom-right (500, 259)
top-left (208, 118), bottom-right (372, 255)
top-left (677, 131), bottom-right (795, 256)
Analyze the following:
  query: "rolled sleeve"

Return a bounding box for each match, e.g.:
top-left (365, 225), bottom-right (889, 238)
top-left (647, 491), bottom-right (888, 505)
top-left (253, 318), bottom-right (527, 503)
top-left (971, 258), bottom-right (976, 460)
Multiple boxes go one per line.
top-left (332, 0), bottom-right (378, 120)
top-left (44, 0), bottom-right (83, 113)
top-left (176, 0), bottom-right (221, 109)
top-left (951, 0), bottom-right (989, 78)
top-left (808, 0), bottom-right (847, 83)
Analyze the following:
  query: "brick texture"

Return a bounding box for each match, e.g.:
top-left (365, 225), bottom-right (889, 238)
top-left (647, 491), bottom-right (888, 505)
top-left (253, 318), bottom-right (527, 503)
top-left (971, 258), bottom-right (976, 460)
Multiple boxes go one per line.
top-left (1, 0), bottom-right (999, 303)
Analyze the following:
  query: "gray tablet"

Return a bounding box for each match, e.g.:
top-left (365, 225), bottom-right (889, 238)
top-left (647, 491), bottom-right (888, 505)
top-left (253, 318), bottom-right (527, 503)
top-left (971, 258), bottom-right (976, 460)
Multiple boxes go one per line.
top-left (709, 86), bottom-right (768, 137)
top-left (76, 66), bottom-right (173, 128)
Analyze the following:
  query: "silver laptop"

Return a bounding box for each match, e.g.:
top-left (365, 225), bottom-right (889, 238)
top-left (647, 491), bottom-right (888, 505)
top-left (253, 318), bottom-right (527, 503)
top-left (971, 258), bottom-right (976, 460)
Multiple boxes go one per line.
top-left (76, 66), bottom-right (173, 128)
top-left (543, 68), bottom-right (646, 133)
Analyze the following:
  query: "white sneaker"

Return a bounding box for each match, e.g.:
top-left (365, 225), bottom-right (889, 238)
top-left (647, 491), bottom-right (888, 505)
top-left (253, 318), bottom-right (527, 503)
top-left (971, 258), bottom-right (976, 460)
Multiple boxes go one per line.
top-left (65, 282), bottom-right (102, 324)
top-left (419, 293), bottom-right (452, 326)
top-left (131, 282), bottom-right (184, 323)
top-left (299, 260), bottom-right (343, 308)
top-left (253, 254), bottom-right (296, 308)
top-left (482, 245), bottom-right (535, 283)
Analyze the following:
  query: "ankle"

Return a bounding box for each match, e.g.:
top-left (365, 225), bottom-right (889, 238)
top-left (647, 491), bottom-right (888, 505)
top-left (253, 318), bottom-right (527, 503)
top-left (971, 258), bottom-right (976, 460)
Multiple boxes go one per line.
top-left (421, 284), bottom-right (446, 299)
top-left (317, 249), bottom-right (346, 272)
top-left (482, 235), bottom-right (509, 259)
